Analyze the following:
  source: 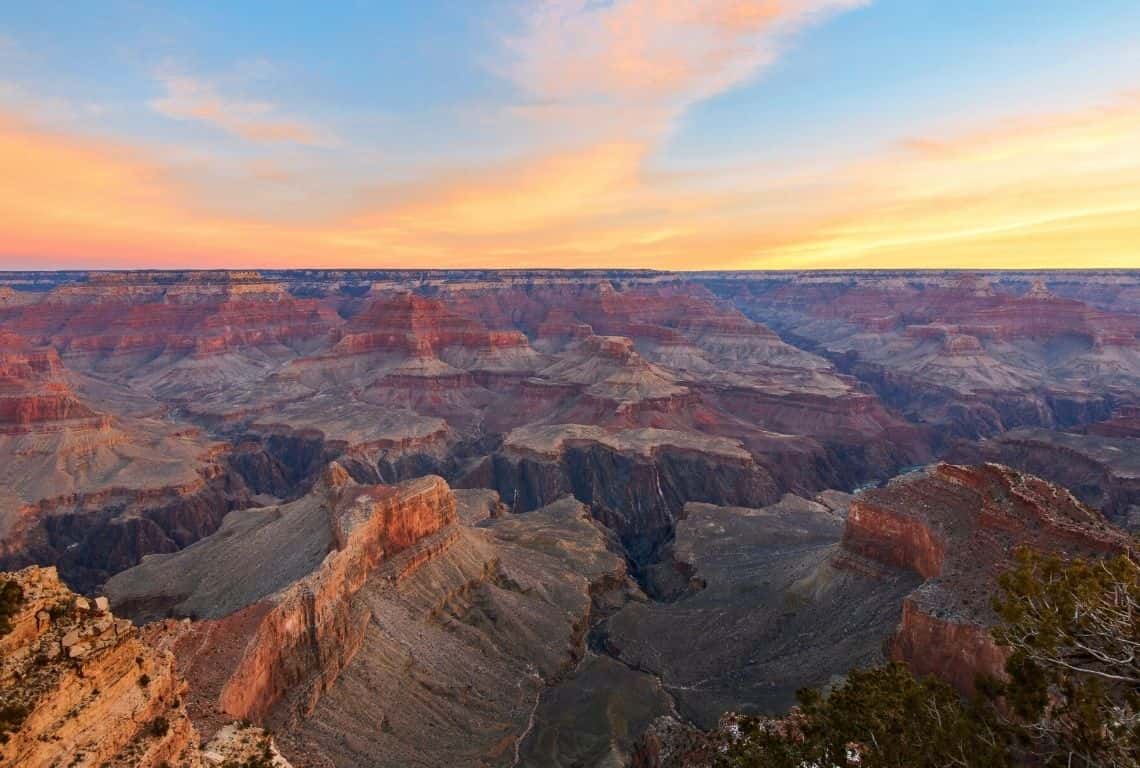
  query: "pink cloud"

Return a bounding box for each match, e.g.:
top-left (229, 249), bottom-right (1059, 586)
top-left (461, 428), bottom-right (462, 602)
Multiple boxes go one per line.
top-left (150, 73), bottom-right (323, 145)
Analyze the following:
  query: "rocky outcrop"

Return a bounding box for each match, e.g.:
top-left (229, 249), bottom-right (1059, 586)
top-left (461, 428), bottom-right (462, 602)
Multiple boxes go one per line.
top-left (108, 472), bottom-right (456, 726)
top-left (218, 475), bottom-right (455, 721)
top-left (297, 496), bottom-right (636, 768)
top-left (839, 463), bottom-right (1130, 692)
top-left (888, 585), bottom-right (1011, 695)
top-left (109, 481), bottom-right (639, 767)
top-left (0, 566), bottom-right (199, 767)
top-left (948, 427), bottom-right (1140, 526)
top-left (0, 566), bottom-right (297, 768)
top-left (843, 496), bottom-right (946, 578)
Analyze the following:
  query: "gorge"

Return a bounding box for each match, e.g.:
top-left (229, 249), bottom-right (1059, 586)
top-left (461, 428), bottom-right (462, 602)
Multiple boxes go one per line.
top-left (1, 269), bottom-right (1138, 766)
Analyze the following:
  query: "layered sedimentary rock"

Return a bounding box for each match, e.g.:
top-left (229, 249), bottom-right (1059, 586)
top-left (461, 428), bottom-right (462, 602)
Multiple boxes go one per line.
top-left (108, 470), bottom-right (456, 727)
top-left (948, 427), bottom-right (1140, 527)
top-left (0, 566), bottom-right (294, 768)
top-left (299, 497), bottom-right (638, 767)
top-left (703, 273), bottom-right (1140, 439)
top-left (469, 424), bottom-right (779, 566)
top-left (107, 471), bottom-right (644, 767)
top-left (0, 271), bottom-right (938, 597)
top-left (1, 270), bottom-right (1138, 766)
top-left (845, 463), bottom-right (1130, 692)
top-left (0, 335), bottom-right (243, 591)
top-left (0, 566), bottom-right (200, 766)
top-left (1, 272), bottom-right (337, 368)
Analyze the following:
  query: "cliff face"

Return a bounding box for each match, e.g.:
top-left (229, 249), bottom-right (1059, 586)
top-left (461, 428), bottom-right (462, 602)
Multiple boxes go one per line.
top-left (838, 463), bottom-right (1130, 692)
top-left (888, 587), bottom-right (1011, 694)
top-left (217, 475), bottom-right (456, 721)
top-left (470, 425), bottom-right (779, 568)
top-left (0, 566), bottom-right (200, 768)
top-left (107, 472), bottom-right (457, 729)
top-left (843, 498), bottom-right (945, 579)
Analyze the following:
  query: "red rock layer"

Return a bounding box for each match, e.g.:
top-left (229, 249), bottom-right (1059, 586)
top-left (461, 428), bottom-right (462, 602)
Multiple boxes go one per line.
top-left (889, 593), bottom-right (1011, 694)
top-left (170, 476), bottom-right (457, 725)
top-left (843, 499), bottom-right (946, 579)
top-left (0, 335), bottom-right (98, 431)
top-left (839, 463), bottom-right (1130, 693)
top-left (331, 292), bottom-right (529, 358)
top-left (758, 278), bottom-right (1140, 346)
top-left (0, 275), bottom-right (337, 361)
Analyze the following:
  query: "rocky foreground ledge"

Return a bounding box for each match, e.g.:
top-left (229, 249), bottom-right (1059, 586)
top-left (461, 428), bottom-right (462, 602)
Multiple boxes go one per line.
top-left (0, 565), bottom-right (293, 768)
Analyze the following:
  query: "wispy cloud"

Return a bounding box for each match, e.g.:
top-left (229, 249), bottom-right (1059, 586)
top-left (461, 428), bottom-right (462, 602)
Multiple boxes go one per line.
top-left (7, 2), bottom-right (1137, 270)
top-left (150, 72), bottom-right (325, 145)
top-left (505, 0), bottom-right (866, 137)
top-left (4, 90), bottom-right (1140, 269)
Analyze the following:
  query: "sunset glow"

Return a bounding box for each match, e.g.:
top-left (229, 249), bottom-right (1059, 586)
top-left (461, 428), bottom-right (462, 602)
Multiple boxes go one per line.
top-left (1, 0), bottom-right (1138, 269)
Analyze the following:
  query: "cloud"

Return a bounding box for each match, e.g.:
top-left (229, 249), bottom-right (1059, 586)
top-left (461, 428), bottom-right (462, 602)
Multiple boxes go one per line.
top-left (5, 90), bottom-right (1140, 270)
top-left (505, 0), bottom-right (866, 132)
top-left (357, 142), bottom-right (645, 236)
top-left (150, 73), bottom-right (324, 145)
top-left (750, 93), bottom-right (1140, 267)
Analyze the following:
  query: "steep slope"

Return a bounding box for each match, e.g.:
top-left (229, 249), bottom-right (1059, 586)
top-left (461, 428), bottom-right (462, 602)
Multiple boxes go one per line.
top-left (948, 427), bottom-right (1140, 528)
top-left (598, 492), bottom-right (918, 726)
top-left (106, 464), bottom-right (653, 767)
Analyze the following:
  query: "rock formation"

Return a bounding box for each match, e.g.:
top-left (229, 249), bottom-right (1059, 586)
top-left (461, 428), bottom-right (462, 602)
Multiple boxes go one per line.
top-left (948, 427), bottom-right (1140, 528)
top-left (845, 463), bottom-right (1130, 692)
top-left (106, 471), bottom-right (646, 767)
top-left (703, 272), bottom-right (1140, 439)
top-left (1, 270), bottom-right (1139, 766)
top-left (0, 565), bottom-right (292, 768)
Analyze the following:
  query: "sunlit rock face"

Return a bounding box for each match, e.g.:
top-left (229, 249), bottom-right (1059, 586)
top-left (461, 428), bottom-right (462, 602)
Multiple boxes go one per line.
top-left (846, 463), bottom-right (1129, 692)
top-left (1, 270), bottom-right (1138, 767)
top-left (0, 565), bottom-right (293, 768)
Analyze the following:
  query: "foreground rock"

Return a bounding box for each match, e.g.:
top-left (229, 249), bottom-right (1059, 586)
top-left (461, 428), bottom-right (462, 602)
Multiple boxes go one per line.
top-left (0, 565), bottom-right (291, 768)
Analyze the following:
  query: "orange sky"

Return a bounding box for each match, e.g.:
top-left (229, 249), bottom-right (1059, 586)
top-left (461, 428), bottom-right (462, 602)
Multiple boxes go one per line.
top-left (1, 1), bottom-right (1138, 269)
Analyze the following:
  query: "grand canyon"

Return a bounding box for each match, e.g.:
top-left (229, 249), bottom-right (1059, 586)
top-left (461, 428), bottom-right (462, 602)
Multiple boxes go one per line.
top-left (1, 269), bottom-right (1138, 766)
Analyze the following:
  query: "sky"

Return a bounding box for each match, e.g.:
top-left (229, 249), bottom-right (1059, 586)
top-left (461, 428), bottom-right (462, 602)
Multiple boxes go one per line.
top-left (1, 0), bottom-right (1139, 270)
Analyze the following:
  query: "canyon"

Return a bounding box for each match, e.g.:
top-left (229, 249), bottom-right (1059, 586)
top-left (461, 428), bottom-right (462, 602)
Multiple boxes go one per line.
top-left (1, 269), bottom-right (1138, 766)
